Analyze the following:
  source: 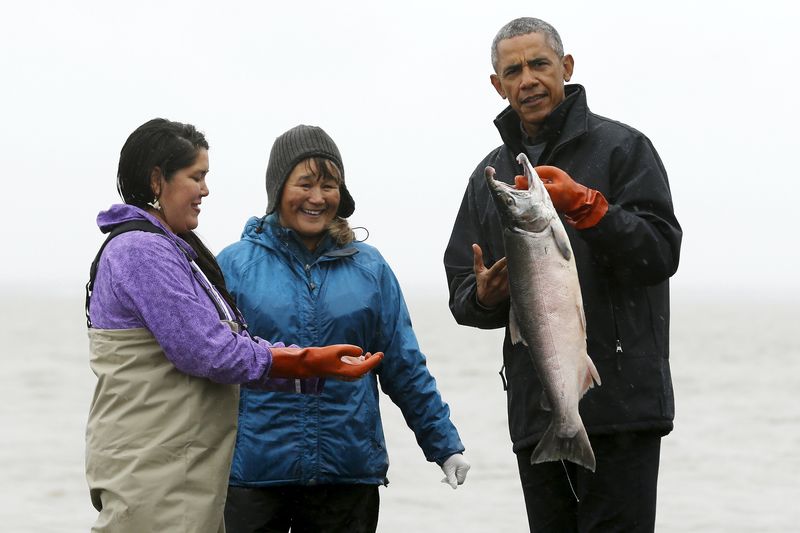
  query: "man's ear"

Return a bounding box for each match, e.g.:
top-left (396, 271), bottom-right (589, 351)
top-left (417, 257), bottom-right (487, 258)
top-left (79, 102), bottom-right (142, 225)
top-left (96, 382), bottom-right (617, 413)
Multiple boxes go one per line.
top-left (490, 74), bottom-right (506, 99)
top-left (562, 54), bottom-right (575, 82)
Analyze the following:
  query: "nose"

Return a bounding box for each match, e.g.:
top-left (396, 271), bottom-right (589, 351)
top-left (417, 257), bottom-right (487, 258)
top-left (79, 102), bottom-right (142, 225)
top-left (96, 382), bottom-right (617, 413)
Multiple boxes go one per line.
top-left (520, 66), bottom-right (537, 88)
top-left (200, 179), bottom-right (209, 197)
top-left (308, 185), bottom-right (324, 204)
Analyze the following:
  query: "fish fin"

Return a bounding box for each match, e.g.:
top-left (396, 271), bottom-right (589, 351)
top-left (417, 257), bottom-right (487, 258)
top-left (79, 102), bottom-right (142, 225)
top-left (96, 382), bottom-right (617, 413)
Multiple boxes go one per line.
top-left (585, 353), bottom-right (602, 389)
top-left (550, 222), bottom-right (572, 261)
top-left (577, 301), bottom-right (587, 337)
top-left (508, 304), bottom-right (527, 346)
top-left (580, 353), bottom-right (602, 397)
top-left (530, 422), bottom-right (596, 472)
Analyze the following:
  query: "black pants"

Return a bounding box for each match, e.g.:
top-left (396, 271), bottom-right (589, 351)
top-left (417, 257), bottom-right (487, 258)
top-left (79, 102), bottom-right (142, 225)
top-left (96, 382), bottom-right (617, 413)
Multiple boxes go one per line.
top-left (224, 484), bottom-right (380, 533)
top-left (516, 432), bottom-right (662, 533)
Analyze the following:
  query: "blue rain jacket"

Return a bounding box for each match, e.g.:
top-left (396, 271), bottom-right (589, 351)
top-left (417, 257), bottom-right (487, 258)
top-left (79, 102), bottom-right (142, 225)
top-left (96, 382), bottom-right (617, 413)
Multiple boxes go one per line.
top-left (218, 214), bottom-right (464, 486)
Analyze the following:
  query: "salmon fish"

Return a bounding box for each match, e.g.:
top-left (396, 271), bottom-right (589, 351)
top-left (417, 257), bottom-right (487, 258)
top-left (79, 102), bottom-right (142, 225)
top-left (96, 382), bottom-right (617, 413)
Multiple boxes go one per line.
top-left (485, 153), bottom-right (601, 471)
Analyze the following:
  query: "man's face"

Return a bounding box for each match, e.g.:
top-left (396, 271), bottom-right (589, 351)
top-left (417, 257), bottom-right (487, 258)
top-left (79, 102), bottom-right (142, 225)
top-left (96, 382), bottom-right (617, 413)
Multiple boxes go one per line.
top-left (490, 32), bottom-right (574, 137)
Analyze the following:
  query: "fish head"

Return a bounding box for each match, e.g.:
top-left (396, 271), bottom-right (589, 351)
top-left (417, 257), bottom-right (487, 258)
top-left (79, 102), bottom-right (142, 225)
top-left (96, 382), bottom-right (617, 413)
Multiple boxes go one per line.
top-left (485, 153), bottom-right (556, 233)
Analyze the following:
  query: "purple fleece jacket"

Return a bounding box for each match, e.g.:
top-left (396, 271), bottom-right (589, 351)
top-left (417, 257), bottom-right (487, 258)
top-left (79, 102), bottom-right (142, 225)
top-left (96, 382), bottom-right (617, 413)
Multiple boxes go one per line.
top-left (89, 204), bottom-right (316, 391)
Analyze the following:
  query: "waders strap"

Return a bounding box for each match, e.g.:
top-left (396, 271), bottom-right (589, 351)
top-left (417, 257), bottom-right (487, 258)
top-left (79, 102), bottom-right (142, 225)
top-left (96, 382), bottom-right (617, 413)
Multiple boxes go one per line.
top-left (85, 220), bottom-right (166, 328)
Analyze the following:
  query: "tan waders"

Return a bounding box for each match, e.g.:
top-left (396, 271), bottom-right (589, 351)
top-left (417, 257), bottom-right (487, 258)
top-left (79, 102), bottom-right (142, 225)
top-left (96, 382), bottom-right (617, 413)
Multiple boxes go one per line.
top-left (86, 323), bottom-right (240, 532)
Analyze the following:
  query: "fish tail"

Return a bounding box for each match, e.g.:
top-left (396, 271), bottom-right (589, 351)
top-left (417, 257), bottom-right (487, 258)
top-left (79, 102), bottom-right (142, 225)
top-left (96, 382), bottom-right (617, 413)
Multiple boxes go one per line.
top-left (530, 422), bottom-right (596, 472)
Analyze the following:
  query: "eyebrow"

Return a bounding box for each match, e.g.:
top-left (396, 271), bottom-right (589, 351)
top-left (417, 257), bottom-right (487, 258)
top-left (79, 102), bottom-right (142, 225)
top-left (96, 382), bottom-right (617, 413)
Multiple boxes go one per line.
top-left (503, 56), bottom-right (550, 73)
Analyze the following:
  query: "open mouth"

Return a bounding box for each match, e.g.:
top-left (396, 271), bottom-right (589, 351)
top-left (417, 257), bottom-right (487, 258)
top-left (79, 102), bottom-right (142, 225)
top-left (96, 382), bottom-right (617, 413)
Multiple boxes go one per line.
top-left (521, 94), bottom-right (546, 106)
top-left (301, 208), bottom-right (325, 217)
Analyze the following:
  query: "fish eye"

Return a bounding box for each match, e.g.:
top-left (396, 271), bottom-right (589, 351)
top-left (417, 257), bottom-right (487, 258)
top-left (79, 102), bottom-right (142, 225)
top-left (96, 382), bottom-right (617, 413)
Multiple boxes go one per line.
top-left (506, 197), bottom-right (514, 206)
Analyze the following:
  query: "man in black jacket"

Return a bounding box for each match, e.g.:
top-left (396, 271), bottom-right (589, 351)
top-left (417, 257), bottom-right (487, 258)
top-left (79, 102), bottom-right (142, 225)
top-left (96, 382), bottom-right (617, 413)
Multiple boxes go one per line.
top-left (444, 17), bottom-right (682, 532)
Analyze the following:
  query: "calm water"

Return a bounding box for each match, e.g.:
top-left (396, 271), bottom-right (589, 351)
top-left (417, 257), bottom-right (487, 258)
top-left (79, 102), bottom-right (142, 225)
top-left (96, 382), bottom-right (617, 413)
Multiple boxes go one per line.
top-left (1, 284), bottom-right (797, 532)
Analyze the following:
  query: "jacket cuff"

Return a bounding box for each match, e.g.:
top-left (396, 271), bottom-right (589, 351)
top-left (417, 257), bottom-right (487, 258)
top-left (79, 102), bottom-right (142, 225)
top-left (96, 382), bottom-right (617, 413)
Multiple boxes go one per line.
top-left (566, 190), bottom-right (609, 230)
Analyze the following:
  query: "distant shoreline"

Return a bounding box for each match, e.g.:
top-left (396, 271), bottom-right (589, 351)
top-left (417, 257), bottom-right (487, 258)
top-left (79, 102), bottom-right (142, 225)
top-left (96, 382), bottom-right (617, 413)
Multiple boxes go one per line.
top-left (2, 280), bottom-right (798, 307)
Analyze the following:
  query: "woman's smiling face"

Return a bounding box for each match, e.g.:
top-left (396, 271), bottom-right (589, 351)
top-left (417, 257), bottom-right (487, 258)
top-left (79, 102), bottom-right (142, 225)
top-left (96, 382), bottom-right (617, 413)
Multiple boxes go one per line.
top-left (278, 158), bottom-right (341, 251)
top-left (151, 148), bottom-right (209, 234)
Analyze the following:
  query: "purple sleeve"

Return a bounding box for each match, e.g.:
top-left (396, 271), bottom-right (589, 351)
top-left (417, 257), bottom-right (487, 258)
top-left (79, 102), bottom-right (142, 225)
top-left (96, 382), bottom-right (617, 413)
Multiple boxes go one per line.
top-left (92, 231), bottom-right (324, 394)
top-left (97, 233), bottom-right (275, 385)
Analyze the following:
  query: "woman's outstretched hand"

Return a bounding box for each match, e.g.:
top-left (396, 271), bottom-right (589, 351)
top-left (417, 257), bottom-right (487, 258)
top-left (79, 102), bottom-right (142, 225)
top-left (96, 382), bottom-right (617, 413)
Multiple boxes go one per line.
top-left (269, 344), bottom-right (383, 379)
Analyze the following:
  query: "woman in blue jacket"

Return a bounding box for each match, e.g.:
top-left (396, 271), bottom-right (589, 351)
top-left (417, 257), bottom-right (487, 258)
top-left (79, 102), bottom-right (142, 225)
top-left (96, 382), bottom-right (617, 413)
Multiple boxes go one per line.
top-left (218, 125), bottom-right (469, 533)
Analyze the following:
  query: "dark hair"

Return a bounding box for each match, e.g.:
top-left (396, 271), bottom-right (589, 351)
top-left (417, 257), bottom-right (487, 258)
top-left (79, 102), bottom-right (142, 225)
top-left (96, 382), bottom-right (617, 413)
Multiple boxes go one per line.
top-left (306, 156), bottom-right (342, 184)
top-left (116, 118), bottom-right (239, 320)
top-left (117, 118), bottom-right (209, 207)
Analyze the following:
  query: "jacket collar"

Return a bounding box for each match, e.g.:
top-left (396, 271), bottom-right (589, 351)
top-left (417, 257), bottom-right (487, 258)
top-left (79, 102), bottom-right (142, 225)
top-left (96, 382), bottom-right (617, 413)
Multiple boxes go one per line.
top-left (493, 84), bottom-right (589, 157)
top-left (96, 203), bottom-right (197, 259)
top-left (244, 213), bottom-right (358, 262)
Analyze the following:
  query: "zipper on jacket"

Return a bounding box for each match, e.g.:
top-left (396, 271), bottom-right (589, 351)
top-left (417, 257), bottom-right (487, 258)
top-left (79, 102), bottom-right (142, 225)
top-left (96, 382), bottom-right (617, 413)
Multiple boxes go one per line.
top-left (546, 146), bottom-right (624, 364)
top-left (611, 308), bottom-right (624, 372)
top-left (303, 263), bottom-right (317, 292)
top-left (606, 283), bottom-right (624, 370)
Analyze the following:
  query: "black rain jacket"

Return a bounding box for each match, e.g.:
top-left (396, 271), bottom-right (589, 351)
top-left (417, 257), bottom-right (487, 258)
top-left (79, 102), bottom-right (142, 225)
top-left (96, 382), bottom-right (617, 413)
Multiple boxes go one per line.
top-left (444, 84), bottom-right (683, 452)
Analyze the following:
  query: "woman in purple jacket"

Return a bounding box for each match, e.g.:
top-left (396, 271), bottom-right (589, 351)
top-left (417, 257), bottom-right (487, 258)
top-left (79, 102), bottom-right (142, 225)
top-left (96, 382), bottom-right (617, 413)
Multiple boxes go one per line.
top-left (85, 118), bottom-right (382, 533)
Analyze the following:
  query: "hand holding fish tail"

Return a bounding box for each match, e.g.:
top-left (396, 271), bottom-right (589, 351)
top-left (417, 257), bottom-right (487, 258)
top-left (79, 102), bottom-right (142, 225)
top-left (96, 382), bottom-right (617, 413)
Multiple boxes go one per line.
top-left (517, 166), bottom-right (609, 230)
top-left (472, 243), bottom-right (509, 308)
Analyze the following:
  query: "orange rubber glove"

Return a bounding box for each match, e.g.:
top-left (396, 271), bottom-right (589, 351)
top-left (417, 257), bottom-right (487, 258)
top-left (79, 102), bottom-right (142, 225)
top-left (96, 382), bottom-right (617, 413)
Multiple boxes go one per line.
top-left (515, 166), bottom-right (608, 229)
top-left (269, 344), bottom-right (383, 379)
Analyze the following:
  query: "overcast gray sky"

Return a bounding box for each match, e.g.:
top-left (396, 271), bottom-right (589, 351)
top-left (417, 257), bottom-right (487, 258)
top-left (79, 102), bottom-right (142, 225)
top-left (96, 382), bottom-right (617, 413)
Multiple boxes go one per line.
top-left (2, 0), bottom-right (798, 297)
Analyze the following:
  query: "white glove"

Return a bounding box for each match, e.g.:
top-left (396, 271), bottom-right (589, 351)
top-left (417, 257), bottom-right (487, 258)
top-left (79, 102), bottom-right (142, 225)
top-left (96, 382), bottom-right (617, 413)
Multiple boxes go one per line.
top-left (440, 453), bottom-right (470, 489)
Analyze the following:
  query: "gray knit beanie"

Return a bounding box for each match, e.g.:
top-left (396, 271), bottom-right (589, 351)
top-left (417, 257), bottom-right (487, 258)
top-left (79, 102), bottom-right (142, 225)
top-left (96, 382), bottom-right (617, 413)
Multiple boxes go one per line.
top-left (265, 125), bottom-right (355, 218)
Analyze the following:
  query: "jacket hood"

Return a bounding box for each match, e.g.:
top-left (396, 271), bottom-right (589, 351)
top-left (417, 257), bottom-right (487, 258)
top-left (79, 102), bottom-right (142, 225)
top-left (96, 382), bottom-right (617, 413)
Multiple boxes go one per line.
top-left (242, 213), bottom-right (317, 245)
top-left (98, 204), bottom-right (160, 232)
top-left (240, 214), bottom-right (357, 263)
top-left (239, 215), bottom-right (280, 251)
top-left (240, 214), bottom-right (315, 256)
top-left (96, 203), bottom-right (195, 258)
